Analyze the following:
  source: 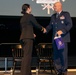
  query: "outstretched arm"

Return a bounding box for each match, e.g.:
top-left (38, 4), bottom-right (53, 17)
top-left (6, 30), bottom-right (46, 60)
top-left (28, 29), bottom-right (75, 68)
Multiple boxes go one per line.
top-left (30, 14), bottom-right (44, 31)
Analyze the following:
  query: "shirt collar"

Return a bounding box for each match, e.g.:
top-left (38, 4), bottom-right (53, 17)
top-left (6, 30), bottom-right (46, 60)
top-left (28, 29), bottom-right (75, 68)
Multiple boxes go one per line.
top-left (58, 11), bottom-right (62, 14)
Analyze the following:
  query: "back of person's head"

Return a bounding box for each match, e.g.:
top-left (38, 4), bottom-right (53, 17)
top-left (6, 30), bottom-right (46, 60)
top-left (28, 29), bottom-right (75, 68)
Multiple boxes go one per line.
top-left (21, 4), bottom-right (30, 14)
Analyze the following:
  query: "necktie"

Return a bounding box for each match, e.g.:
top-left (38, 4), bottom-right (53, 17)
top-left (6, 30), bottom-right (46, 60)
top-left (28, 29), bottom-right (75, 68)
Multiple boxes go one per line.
top-left (56, 13), bottom-right (59, 18)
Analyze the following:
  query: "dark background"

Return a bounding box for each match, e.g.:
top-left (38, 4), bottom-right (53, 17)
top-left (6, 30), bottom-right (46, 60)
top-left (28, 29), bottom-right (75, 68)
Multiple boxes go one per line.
top-left (0, 16), bottom-right (76, 57)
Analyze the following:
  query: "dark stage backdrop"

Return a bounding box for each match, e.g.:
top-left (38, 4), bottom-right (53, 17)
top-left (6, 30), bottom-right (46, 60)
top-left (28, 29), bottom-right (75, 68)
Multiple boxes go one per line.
top-left (0, 16), bottom-right (76, 57)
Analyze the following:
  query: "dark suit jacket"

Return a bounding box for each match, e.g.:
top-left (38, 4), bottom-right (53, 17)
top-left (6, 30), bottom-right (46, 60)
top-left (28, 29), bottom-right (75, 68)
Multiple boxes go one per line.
top-left (20, 13), bottom-right (42, 40)
top-left (46, 11), bottom-right (72, 42)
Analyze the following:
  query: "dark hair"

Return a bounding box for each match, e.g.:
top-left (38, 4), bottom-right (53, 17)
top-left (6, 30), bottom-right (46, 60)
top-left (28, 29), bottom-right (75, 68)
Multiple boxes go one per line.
top-left (21, 4), bottom-right (30, 14)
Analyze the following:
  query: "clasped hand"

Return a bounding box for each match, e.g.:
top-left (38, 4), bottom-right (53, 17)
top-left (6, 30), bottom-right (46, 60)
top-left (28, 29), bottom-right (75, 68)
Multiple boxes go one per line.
top-left (43, 28), bottom-right (47, 33)
top-left (56, 30), bottom-right (63, 36)
top-left (43, 28), bottom-right (63, 36)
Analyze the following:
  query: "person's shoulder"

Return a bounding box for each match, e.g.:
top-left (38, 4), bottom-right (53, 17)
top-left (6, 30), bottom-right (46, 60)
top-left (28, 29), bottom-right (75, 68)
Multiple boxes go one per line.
top-left (62, 11), bottom-right (71, 18)
top-left (23, 13), bottom-right (32, 16)
top-left (62, 11), bottom-right (70, 15)
top-left (27, 14), bottom-right (35, 19)
top-left (51, 13), bottom-right (56, 17)
top-left (29, 14), bottom-right (34, 17)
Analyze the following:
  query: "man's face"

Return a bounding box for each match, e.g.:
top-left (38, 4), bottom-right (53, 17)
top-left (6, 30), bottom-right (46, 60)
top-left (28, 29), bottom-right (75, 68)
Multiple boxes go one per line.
top-left (53, 2), bottom-right (62, 13)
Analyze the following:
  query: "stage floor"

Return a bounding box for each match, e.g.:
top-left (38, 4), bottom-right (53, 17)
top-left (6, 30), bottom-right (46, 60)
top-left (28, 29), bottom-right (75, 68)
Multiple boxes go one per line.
top-left (0, 69), bottom-right (76, 75)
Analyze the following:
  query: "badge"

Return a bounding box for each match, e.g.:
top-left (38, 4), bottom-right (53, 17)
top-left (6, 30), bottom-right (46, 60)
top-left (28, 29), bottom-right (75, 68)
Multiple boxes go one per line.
top-left (61, 21), bottom-right (64, 24)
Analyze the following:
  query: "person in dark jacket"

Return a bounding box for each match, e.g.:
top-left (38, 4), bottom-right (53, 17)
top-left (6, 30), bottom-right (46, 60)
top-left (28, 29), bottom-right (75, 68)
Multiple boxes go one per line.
top-left (20, 4), bottom-right (45, 75)
top-left (43, 2), bottom-right (72, 75)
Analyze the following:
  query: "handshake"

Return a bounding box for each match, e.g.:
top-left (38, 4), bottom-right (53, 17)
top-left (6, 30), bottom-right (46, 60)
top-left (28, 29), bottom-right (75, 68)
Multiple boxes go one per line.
top-left (41, 27), bottom-right (47, 33)
top-left (34, 27), bottom-right (63, 38)
top-left (41, 27), bottom-right (63, 36)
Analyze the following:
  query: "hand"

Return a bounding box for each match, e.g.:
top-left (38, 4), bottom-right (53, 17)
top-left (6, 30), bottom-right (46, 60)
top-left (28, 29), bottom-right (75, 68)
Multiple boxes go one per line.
top-left (33, 34), bottom-right (36, 38)
top-left (56, 30), bottom-right (63, 36)
top-left (43, 28), bottom-right (47, 33)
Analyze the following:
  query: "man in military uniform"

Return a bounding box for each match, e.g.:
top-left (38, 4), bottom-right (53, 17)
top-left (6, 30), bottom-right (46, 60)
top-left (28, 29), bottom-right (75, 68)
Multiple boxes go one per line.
top-left (43, 2), bottom-right (72, 75)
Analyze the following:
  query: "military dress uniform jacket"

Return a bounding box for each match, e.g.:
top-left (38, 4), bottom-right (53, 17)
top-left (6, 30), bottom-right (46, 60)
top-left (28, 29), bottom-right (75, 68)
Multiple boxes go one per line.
top-left (46, 11), bottom-right (72, 42)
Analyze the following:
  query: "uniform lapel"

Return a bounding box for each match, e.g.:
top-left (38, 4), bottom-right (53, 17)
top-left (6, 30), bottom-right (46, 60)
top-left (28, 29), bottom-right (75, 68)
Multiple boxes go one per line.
top-left (59, 11), bottom-right (64, 17)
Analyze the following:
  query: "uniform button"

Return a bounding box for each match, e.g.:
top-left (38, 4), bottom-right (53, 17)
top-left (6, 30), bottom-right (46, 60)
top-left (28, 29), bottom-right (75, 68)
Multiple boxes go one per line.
top-left (52, 22), bottom-right (53, 24)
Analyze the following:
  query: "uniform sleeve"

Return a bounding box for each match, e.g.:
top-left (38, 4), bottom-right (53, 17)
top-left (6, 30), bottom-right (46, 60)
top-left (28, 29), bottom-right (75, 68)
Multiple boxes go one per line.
top-left (61, 12), bottom-right (72, 34)
top-left (46, 16), bottom-right (53, 33)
